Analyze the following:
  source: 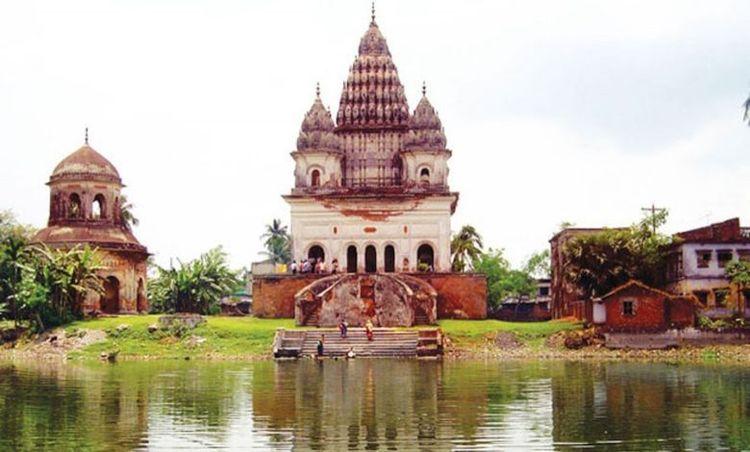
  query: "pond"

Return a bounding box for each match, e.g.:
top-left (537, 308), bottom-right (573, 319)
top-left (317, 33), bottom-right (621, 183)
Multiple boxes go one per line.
top-left (0, 359), bottom-right (748, 450)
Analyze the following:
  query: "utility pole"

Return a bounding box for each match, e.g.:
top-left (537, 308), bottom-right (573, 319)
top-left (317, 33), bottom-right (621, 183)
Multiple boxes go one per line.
top-left (641, 203), bottom-right (667, 234)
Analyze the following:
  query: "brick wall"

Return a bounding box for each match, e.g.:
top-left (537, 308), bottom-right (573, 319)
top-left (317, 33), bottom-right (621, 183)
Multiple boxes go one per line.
top-left (252, 275), bottom-right (318, 318)
top-left (252, 272), bottom-right (488, 320)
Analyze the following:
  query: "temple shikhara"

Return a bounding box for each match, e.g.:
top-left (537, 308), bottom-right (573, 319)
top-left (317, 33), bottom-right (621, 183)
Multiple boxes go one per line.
top-left (254, 7), bottom-right (487, 328)
top-left (32, 135), bottom-right (149, 314)
top-left (285, 11), bottom-right (456, 274)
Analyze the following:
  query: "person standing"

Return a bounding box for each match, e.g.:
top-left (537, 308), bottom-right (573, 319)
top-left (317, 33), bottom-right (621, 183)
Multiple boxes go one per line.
top-left (290, 260), bottom-right (298, 274)
top-left (317, 334), bottom-right (325, 358)
top-left (365, 319), bottom-right (374, 341)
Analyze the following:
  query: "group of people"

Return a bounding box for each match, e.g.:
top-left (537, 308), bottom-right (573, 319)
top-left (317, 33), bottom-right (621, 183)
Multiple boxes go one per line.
top-left (290, 258), bottom-right (339, 275)
top-left (315, 319), bottom-right (375, 359)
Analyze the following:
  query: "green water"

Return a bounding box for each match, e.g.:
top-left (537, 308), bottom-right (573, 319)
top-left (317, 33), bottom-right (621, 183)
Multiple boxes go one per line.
top-left (0, 359), bottom-right (749, 451)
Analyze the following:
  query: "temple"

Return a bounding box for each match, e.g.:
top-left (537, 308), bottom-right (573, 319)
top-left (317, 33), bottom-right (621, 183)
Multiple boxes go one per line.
top-left (252, 7), bottom-right (487, 328)
top-left (284, 11), bottom-right (457, 274)
top-left (32, 134), bottom-right (149, 314)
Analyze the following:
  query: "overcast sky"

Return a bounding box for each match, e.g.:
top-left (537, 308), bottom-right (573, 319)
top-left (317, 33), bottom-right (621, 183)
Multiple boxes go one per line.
top-left (1, 0), bottom-right (749, 269)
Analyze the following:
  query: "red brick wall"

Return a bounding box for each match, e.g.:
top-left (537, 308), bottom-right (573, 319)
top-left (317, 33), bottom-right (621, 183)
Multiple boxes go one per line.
top-left (668, 297), bottom-right (696, 329)
top-left (603, 285), bottom-right (667, 331)
top-left (252, 273), bottom-right (488, 320)
top-left (252, 275), bottom-right (318, 318)
top-left (410, 273), bottom-right (487, 320)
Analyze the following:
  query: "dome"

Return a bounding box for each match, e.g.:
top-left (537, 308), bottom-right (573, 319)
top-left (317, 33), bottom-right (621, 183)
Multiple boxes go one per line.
top-left (403, 90), bottom-right (447, 151)
top-left (296, 88), bottom-right (341, 152)
top-left (336, 20), bottom-right (410, 129)
top-left (50, 144), bottom-right (121, 184)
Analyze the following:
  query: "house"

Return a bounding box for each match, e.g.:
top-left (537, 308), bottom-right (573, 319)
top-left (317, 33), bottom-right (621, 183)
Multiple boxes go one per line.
top-left (665, 218), bottom-right (750, 318)
top-left (496, 279), bottom-right (551, 321)
top-left (591, 280), bottom-right (697, 332)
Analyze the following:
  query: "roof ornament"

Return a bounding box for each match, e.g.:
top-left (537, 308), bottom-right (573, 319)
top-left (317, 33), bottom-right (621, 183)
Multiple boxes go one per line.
top-left (84, 127), bottom-right (89, 145)
top-left (371, 1), bottom-right (376, 23)
top-left (316, 82), bottom-right (321, 98)
top-left (422, 81), bottom-right (426, 97)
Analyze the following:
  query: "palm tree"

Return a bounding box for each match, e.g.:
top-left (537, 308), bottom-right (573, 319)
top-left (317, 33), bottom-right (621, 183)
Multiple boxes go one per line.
top-left (261, 219), bottom-right (291, 264)
top-left (119, 194), bottom-right (139, 230)
top-left (450, 225), bottom-right (484, 272)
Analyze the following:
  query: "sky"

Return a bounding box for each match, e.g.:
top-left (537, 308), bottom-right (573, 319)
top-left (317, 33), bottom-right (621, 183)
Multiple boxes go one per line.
top-left (1, 0), bottom-right (749, 269)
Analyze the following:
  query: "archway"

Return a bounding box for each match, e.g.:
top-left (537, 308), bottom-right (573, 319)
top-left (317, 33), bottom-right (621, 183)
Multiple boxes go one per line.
top-left (308, 245), bottom-right (325, 263)
top-left (137, 278), bottom-right (147, 312)
top-left (311, 169), bottom-right (321, 187)
top-left (384, 245), bottom-right (395, 273)
top-left (417, 244), bottom-right (435, 272)
top-left (92, 194), bottom-right (106, 219)
top-left (420, 167), bottom-right (430, 184)
top-left (347, 246), bottom-right (358, 273)
top-left (365, 245), bottom-right (377, 273)
top-left (68, 193), bottom-right (82, 219)
top-left (101, 276), bottom-right (120, 314)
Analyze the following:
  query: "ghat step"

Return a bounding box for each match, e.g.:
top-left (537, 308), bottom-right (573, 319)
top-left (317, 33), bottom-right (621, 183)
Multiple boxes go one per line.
top-left (273, 328), bottom-right (443, 359)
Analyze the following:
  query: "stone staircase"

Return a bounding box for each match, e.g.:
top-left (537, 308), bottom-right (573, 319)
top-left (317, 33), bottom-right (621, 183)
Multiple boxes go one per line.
top-left (273, 328), bottom-right (443, 359)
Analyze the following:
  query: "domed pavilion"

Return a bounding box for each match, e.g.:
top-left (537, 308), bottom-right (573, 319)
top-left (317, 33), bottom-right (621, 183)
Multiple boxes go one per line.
top-left (33, 133), bottom-right (149, 314)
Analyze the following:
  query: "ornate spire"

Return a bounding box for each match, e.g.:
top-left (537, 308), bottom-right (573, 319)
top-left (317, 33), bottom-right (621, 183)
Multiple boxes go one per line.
top-left (84, 127), bottom-right (89, 145)
top-left (297, 86), bottom-right (341, 153)
top-left (403, 89), bottom-right (447, 151)
top-left (336, 13), bottom-right (410, 129)
top-left (371, 1), bottom-right (376, 23)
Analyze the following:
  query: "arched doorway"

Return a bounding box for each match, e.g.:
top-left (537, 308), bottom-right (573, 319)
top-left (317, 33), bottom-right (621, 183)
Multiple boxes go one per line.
top-left (92, 194), bottom-right (106, 219)
top-left (101, 276), bottom-right (120, 314)
top-left (137, 278), bottom-right (147, 312)
top-left (68, 193), bottom-right (82, 219)
top-left (311, 169), bottom-right (321, 187)
top-left (365, 245), bottom-right (377, 273)
top-left (417, 244), bottom-right (435, 272)
top-left (347, 246), bottom-right (358, 273)
top-left (308, 245), bottom-right (325, 263)
top-left (384, 245), bottom-right (395, 273)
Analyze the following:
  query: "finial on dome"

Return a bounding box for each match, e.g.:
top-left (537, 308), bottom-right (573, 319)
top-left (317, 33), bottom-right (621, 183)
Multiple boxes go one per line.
top-left (371, 1), bottom-right (376, 23)
top-left (84, 127), bottom-right (89, 145)
top-left (316, 82), bottom-right (320, 98)
top-left (422, 81), bottom-right (426, 97)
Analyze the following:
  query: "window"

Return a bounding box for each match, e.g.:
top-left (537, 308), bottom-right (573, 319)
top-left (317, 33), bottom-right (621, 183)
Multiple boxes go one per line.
top-left (696, 250), bottom-right (712, 268)
top-left (667, 252), bottom-right (683, 281)
top-left (622, 300), bottom-right (635, 316)
top-left (718, 250), bottom-right (733, 268)
top-left (311, 169), bottom-right (321, 187)
top-left (538, 286), bottom-right (550, 297)
top-left (693, 291), bottom-right (709, 307)
top-left (384, 245), bottom-right (395, 273)
top-left (714, 289), bottom-right (729, 307)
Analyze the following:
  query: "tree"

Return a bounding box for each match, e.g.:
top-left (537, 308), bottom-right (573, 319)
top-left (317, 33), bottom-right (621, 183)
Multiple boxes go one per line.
top-left (744, 93), bottom-right (750, 125)
top-left (260, 219), bottom-right (291, 264)
top-left (149, 247), bottom-right (241, 314)
top-left (524, 249), bottom-right (551, 279)
top-left (562, 209), bottom-right (672, 299)
top-left (0, 211), bottom-right (36, 325)
top-left (472, 248), bottom-right (536, 307)
top-left (450, 225), bottom-right (484, 272)
top-left (726, 260), bottom-right (750, 305)
top-left (119, 194), bottom-right (139, 230)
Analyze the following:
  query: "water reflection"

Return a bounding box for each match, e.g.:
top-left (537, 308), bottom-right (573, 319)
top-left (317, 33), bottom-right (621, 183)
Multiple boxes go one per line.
top-left (0, 359), bottom-right (749, 450)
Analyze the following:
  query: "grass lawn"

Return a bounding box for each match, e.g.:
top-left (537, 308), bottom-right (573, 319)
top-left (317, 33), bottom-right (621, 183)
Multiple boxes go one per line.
top-left (65, 315), bottom-right (297, 360)
top-left (57, 315), bottom-right (581, 361)
top-left (438, 319), bottom-right (582, 349)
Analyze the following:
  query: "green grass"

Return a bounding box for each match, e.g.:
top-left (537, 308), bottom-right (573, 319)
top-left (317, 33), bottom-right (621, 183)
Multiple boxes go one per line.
top-left (438, 319), bottom-right (582, 349)
top-left (58, 316), bottom-right (581, 361)
top-left (65, 315), bottom-right (297, 361)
